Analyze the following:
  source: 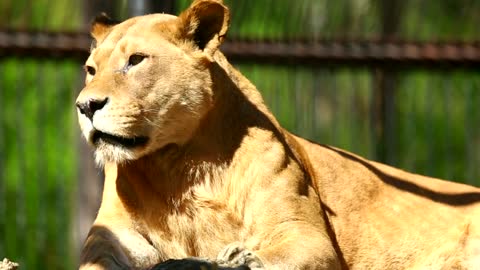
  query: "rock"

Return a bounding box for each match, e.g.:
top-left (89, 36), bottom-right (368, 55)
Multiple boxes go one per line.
top-left (0, 258), bottom-right (18, 270)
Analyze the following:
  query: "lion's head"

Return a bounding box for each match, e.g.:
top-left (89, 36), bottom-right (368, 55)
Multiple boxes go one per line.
top-left (76, 0), bottom-right (229, 165)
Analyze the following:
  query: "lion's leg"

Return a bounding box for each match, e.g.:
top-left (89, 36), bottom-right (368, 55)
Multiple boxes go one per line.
top-left (215, 184), bottom-right (342, 270)
top-left (79, 226), bottom-right (133, 270)
top-left (79, 225), bottom-right (159, 270)
top-left (255, 235), bottom-right (341, 270)
top-left (216, 235), bottom-right (340, 270)
top-left (214, 225), bottom-right (341, 270)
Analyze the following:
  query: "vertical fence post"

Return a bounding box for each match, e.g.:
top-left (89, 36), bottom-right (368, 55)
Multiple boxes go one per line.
top-left (128, 0), bottom-right (175, 17)
top-left (84, 0), bottom-right (116, 20)
top-left (371, 0), bottom-right (404, 164)
top-left (128, 0), bottom-right (176, 17)
top-left (372, 69), bottom-right (398, 163)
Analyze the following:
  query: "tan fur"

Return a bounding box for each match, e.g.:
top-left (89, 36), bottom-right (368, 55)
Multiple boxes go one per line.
top-left (77, 1), bottom-right (480, 269)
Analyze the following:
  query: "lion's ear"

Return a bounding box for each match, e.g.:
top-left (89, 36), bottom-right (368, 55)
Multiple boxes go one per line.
top-left (90, 13), bottom-right (118, 48)
top-left (178, 0), bottom-right (230, 56)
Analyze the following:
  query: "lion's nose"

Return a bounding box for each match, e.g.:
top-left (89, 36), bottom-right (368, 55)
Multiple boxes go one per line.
top-left (76, 97), bottom-right (109, 121)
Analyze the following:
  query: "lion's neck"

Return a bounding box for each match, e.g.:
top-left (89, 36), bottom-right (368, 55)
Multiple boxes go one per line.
top-left (110, 141), bottom-right (227, 210)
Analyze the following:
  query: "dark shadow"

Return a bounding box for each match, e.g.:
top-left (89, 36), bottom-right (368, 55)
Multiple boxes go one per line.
top-left (319, 201), bottom-right (349, 270)
top-left (322, 145), bottom-right (480, 206)
top-left (79, 225), bottom-right (130, 269)
top-left (151, 259), bottom-right (249, 270)
top-left (206, 60), bottom-right (303, 168)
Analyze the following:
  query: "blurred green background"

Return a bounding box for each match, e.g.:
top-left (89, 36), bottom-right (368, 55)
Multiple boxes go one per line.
top-left (0, 0), bottom-right (479, 269)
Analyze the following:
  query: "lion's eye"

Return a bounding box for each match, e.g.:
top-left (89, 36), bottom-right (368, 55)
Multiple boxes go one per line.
top-left (85, 65), bottom-right (96, 76)
top-left (128, 54), bottom-right (146, 67)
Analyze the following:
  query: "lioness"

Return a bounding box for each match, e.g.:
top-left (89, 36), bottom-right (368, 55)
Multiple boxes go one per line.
top-left (76, 0), bottom-right (480, 269)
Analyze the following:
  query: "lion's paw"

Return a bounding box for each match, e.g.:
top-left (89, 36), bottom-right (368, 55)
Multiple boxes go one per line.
top-left (216, 243), bottom-right (264, 269)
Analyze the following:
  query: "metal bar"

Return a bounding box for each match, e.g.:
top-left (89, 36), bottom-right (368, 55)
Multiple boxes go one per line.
top-left (0, 58), bottom-right (5, 257)
top-left (0, 30), bottom-right (480, 67)
top-left (127, 0), bottom-right (175, 17)
top-left (0, 30), bottom-right (90, 59)
top-left (371, 69), bottom-right (397, 163)
top-left (223, 40), bottom-right (480, 68)
top-left (371, 0), bottom-right (402, 164)
top-left (83, 0), bottom-right (116, 28)
top-left (35, 60), bottom-right (47, 268)
top-left (14, 60), bottom-right (26, 266)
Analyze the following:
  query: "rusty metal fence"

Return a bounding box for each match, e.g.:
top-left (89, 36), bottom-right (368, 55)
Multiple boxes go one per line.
top-left (1, 0), bottom-right (480, 269)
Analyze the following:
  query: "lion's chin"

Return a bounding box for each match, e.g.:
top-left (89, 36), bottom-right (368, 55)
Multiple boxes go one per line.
top-left (91, 131), bottom-right (150, 166)
top-left (93, 144), bottom-right (141, 166)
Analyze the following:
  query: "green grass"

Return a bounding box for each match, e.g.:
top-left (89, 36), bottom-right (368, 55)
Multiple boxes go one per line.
top-left (0, 59), bottom-right (79, 270)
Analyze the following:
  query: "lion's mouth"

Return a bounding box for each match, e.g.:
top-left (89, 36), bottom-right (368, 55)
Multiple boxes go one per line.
top-left (92, 130), bottom-right (149, 148)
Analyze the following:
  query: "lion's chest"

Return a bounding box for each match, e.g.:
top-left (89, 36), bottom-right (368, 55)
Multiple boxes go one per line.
top-left (140, 197), bottom-right (245, 260)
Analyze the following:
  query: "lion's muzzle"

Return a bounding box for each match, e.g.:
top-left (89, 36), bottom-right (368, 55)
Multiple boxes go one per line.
top-left (92, 130), bottom-right (149, 148)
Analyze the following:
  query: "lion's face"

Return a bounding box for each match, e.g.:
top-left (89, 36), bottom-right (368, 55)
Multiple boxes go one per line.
top-left (76, 1), bottom-right (229, 165)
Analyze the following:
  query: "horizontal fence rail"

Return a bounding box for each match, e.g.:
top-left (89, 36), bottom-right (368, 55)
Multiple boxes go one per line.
top-left (1, 30), bottom-right (480, 67)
